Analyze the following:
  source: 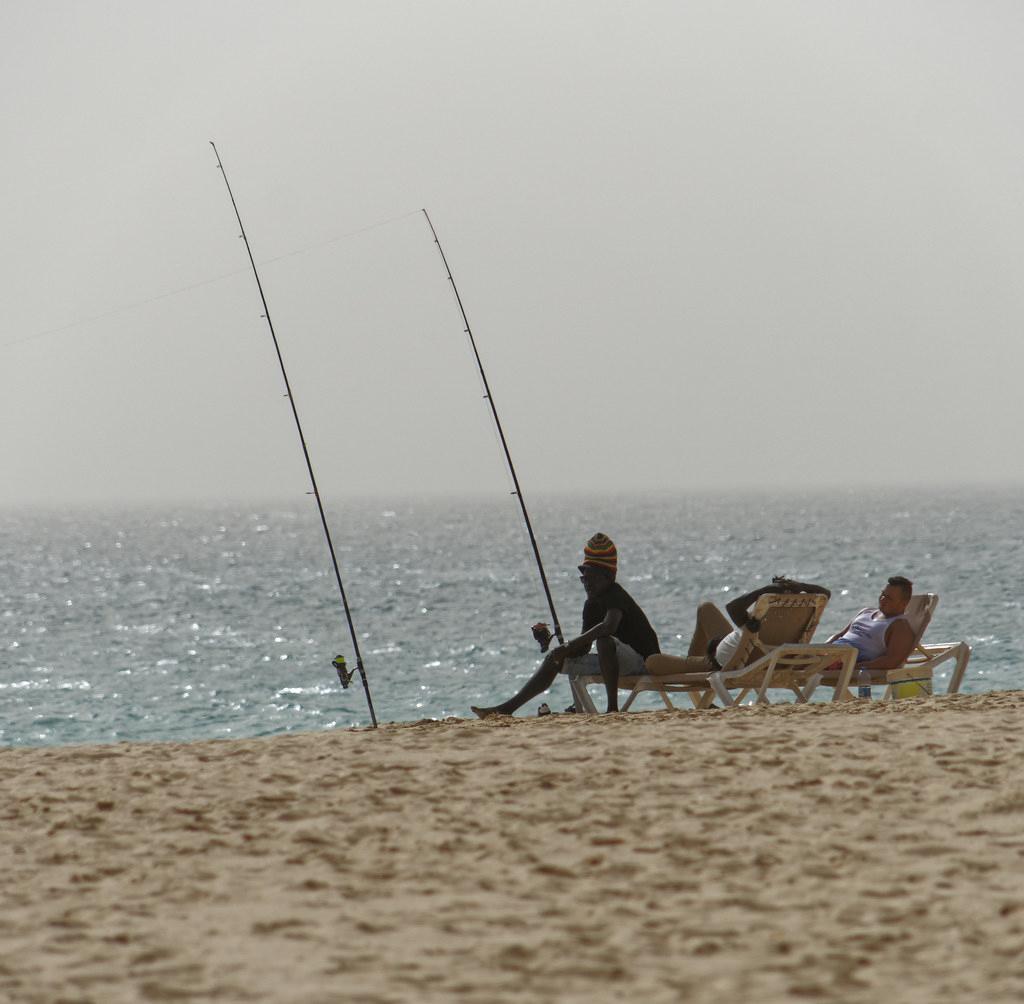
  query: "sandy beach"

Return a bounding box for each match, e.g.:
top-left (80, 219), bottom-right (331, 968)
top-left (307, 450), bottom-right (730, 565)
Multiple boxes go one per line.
top-left (3, 692), bottom-right (1024, 1003)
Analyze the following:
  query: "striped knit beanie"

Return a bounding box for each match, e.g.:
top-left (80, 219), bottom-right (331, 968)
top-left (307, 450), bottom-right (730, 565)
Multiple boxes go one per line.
top-left (582, 533), bottom-right (617, 576)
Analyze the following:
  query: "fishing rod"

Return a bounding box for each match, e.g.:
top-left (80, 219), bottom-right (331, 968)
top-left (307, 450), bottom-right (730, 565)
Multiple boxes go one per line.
top-left (210, 141), bottom-right (378, 728)
top-left (422, 209), bottom-right (564, 646)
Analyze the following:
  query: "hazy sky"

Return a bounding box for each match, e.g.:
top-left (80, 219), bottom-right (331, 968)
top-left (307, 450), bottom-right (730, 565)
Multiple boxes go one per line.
top-left (3, 1), bottom-right (1022, 506)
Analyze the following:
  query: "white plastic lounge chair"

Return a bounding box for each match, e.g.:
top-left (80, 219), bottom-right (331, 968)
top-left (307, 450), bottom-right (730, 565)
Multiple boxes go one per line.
top-left (812, 593), bottom-right (971, 701)
top-left (565, 592), bottom-right (854, 712)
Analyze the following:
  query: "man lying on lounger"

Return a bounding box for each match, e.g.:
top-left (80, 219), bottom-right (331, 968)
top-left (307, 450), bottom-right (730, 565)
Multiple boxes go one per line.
top-left (471, 533), bottom-right (660, 717)
top-left (826, 575), bottom-right (916, 670)
top-left (689, 578), bottom-right (832, 670)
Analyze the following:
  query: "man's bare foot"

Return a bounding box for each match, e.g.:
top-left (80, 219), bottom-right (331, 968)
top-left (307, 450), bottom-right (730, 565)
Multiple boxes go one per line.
top-left (471, 705), bottom-right (508, 719)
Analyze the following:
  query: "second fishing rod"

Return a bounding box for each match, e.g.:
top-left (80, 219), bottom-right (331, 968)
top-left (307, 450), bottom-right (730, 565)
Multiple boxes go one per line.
top-left (422, 209), bottom-right (564, 647)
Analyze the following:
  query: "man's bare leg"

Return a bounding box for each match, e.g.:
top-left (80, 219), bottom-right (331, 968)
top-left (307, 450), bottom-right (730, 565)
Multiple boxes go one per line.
top-left (596, 635), bottom-right (620, 713)
top-left (471, 649), bottom-right (567, 718)
top-left (688, 602), bottom-right (733, 656)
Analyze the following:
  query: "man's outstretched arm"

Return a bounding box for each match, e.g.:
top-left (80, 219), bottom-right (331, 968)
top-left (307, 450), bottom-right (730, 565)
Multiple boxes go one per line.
top-left (560, 608), bottom-right (623, 658)
top-left (827, 622), bottom-right (853, 643)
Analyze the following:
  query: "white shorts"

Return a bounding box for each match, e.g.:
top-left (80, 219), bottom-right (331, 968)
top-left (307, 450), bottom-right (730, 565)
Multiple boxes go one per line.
top-left (563, 637), bottom-right (647, 678)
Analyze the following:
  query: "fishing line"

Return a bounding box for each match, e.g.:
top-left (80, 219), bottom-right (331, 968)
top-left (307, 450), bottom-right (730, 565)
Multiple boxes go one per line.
top-left (422, 208), bottom-right (564, 646)
top-left (211, 140), bottom-right (378, 728)
top-left (260, 209), bottom-right (421, 268)
top-left (2, 210), bottom-right (420, 352)
top-left (1, 270), bottom-right (245, 350)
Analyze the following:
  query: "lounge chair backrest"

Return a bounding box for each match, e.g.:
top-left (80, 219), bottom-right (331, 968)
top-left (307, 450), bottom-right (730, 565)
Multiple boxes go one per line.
top-left (903, 593), bottom-right (939, 648)
top-left (719, 593), bottom-right (829, 673)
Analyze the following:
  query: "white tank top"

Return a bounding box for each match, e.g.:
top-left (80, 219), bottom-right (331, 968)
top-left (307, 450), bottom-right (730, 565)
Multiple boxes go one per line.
top-left (714, 628), bottom-right (743, 668)
top-left (838, 608), bottom-right (908, 662)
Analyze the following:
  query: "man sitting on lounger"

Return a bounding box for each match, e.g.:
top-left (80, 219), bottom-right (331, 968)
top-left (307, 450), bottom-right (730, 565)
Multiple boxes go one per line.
top-left (471, 533), bottom-right (660, 717)
top-left (826, 575), bottom-right (916, 670)
top-left (690, 578), bottom-right (832, 670)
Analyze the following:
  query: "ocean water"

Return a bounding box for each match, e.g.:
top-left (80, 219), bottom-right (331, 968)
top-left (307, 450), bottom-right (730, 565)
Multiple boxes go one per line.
top-left (1, 487), bottom-right (1020, 746)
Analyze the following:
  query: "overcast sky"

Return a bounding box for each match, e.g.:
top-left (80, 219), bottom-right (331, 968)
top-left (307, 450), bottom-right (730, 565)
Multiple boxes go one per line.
top-left (2, 1), bottom-right (1022, 507)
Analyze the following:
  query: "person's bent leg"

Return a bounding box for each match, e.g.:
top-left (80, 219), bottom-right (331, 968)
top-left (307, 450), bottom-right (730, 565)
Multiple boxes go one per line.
top-left (688, 602), bottom-right (732, 656)
top-left (596, 635), bottom-right (620, 713)
top-left (471, 649), bottom-right (566, 718)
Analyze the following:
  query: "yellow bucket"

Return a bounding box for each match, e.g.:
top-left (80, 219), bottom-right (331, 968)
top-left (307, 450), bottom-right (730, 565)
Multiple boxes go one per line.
top-left (893, 678), bottom-right (933, 699)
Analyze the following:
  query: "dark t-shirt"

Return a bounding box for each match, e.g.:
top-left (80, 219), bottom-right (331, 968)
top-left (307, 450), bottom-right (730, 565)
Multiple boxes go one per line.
top-left (581, 581), bottom-right (660, 658)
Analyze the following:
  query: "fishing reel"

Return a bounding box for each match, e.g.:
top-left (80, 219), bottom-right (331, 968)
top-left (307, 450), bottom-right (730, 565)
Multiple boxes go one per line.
top-left (332, 654), bottom-right (355, 689)
top-left (531, 622), bottom-right (554, 652)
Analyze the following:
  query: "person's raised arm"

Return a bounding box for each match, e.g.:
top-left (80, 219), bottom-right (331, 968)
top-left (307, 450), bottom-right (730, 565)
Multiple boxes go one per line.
top-left (774, 578), bottom-right (831, 599)
top-left (725, 585), bottom-right (776, 630)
